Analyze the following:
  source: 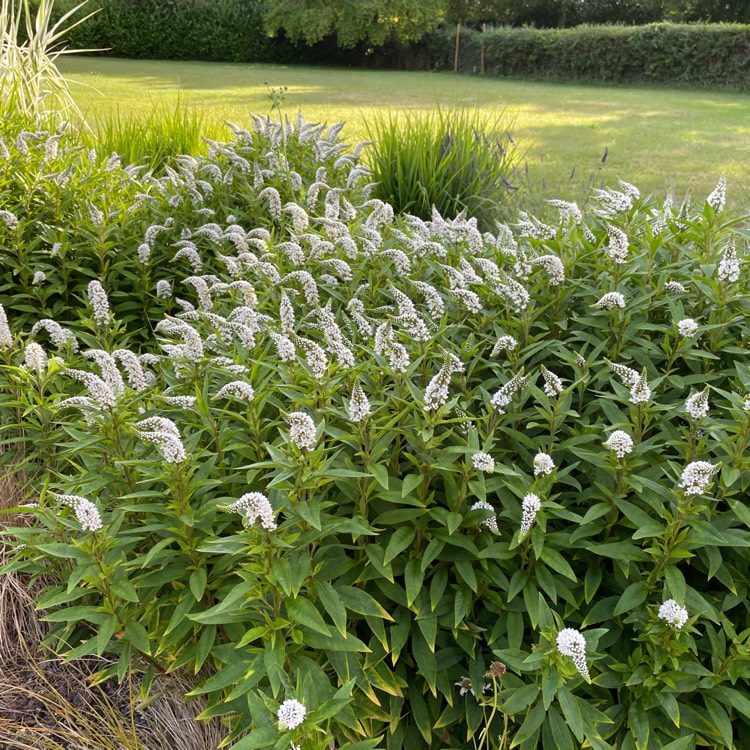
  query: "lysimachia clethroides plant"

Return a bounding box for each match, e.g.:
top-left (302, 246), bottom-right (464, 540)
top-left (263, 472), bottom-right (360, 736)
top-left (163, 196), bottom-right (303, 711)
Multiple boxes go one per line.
top-left (1, 115), bottom-right (750, 750)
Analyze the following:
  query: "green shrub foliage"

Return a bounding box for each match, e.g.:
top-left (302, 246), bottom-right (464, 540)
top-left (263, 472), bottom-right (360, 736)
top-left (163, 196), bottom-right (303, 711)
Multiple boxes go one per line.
top-left (423, 23), bottom-right (750, 90)
top-left (3, 119), bottom-right (750, 749)
top-left (0, 115), bottom-right (359, 340)
top-left (32, 0), bottom-right (297, 63)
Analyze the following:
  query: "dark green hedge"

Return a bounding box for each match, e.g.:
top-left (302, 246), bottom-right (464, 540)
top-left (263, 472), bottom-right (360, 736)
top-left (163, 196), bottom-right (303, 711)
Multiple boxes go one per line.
top-left (44, 0), bottom-right (306, 63)
top-left (421, 23), bottom-right (750, 90)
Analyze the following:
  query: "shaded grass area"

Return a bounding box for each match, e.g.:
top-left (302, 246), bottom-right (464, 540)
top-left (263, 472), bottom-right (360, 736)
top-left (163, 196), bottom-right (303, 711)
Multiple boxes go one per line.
top-left (56, 56), bottom-right (750, 209)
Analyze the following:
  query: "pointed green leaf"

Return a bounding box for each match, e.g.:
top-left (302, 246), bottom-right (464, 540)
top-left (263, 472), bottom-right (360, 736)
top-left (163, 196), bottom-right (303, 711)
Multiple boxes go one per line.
top-left (286, 596), bottom-right (331, 636)
top-left (384, 527), bottom-right (416, 566)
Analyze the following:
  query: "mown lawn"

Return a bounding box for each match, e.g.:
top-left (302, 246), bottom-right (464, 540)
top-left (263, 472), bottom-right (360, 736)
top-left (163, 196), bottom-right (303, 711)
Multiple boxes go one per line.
top-left (58, 56), bottom-right (750, 209)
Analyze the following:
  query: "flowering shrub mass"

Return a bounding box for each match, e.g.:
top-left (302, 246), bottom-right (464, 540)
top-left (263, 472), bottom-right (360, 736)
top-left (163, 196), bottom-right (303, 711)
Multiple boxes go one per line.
top-left (2, 118), bottom-right (750, 749)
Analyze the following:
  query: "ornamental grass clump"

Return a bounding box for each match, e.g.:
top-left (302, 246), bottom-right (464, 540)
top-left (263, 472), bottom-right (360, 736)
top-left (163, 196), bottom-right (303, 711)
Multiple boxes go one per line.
top-left (0, 0), bottom-right (96, 125)
top-left (365, 106), bottom-right (519, 231)
top-left (2, 117), bottom-right (750, 750)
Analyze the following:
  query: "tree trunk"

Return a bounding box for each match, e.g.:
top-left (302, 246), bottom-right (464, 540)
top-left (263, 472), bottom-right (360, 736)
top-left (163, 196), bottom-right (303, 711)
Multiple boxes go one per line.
top-left (454, 21), bottom-right (461, 73)
top-left (480, 23), bottom-right (486, 75)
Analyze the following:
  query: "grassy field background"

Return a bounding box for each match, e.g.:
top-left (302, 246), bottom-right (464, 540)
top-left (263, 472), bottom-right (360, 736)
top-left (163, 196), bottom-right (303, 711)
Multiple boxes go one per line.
top-left (58, 56), bottom-right (750, 210)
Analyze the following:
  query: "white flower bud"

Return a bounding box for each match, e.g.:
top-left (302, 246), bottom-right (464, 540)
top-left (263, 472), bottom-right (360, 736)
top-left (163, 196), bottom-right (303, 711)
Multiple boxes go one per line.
top-left (227, 492), bottom-right (276, 531)
top-left (285, 411), bottom-right (317, 451)
top-left (677, 318), bottom-right (698, 338)
top-left (658, 599), bottom-right (688, 629)
top-left (533, 453), bottom-right (555, 476)
top-left (277, 699), bottom-right (306, 730)
top-left (604, 430), bottom-right (633, 458)
top-left (472, 452), bottom-right (494, 473)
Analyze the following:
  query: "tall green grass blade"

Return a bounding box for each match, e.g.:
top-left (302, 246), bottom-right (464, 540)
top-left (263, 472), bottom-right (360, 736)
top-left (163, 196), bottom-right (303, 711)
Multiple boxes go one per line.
top-left (365, 106), bottom-right (520, 230)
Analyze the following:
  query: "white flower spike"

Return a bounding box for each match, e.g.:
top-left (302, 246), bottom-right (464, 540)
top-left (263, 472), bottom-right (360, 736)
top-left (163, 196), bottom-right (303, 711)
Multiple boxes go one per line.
top-left (556, 628), bottom-right (590, 681)
top-left (519, 494), bottom-right (541, 539)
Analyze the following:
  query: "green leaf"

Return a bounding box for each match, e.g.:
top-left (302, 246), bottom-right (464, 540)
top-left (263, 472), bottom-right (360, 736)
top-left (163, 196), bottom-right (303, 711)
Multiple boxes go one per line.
top-left (557, 685), bottom-right (584, 742)
top-left (709, 685), bottom-right (750, 720)
top-left (510, 699), bottom-right (545, 747)
top-left (659, 738), bottom-right (694, 750)
top-left (664, 565), bottom-right (686, 603)
top-left (288, 550), bottom-right (311, 595)
top-left (429, 567), bottom-right (448, 611)
top-left (286, 596), bottom-right (331, 636)
top-left (124, 621), bottom-right (151, 655)
top-left (338, 585), bottom-right (394, 620)
top-left (43, 606), bottom-right (109, 625)
top-left (37, 586), bottom-right (89, 609)
top-left (390, 609), bottom-right (411, 664)
top-left (340, 739), bottom-right (385, 750)
top-left (110, 578), bottom-right (141, 604)
top-left (628, 700), bottom-right (650, 749)
top-left (728, 497), bottom-right (750, 529)
top-left (297, 498), bottom-right (322, 530)
top-left (271, 558), bottom-right (293, 597)
top-left (404, 558), bottom-right (424, 607)
top-left (408, 684), bottom-right (432, 744)
top-left (187, 659), bottom-right (252, 696)
top-left (370, 464), bottom-right (390, 490)
top-left (421, 538), bottom-right (445, 572)
top-left (539, 547), bottom-right (576, 581)
top-left (416, 615), bottom-right (437, 652)
top-left (310, 680), bottom-right (355, 722)
top-left (446, 511), bottom-right (463, 534)
top-left (304, 629), bottom-right (370, 653)
top-left (229, 726), bottom-right (277, 750)
top-left (384, 527), bottom-right (416, 566)
top-left (402, 473), bottom-right (423, 498)
top-left (365, 544), bottom-right (394, 582)
top-left (503, 684), bottom-right (539, 715)
top-left (194, 624), bottom-right (216, 672)
top-left (541, 666), bottom-right (558, 710)
top-left (453, 584), bottom-right (472, 627)
top-left (455, 559), bottom-right (477, 592)
top-left (613, 581), bottom-right (647, 616)
top-left (411, 636), bottom-right (437, 694)
top-left (95, 614), bottom-right (118, 655)
top-left (189, 567), bottom-right (207, 602)
top-left (35, 543), bottom-right (90, 561)
top-left (589, 542), bottom-right (649, 562)
top-left (316, 581), bottom-right (348, 636)
top-left (704, 696), bottom-right (733, 748)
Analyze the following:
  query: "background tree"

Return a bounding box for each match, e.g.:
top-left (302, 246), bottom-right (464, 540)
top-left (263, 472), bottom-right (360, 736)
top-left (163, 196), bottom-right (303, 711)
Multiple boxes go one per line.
top-left (665, 0), bottom-right (750, 22)
top-left (263, 0), bottom-right (446, 48)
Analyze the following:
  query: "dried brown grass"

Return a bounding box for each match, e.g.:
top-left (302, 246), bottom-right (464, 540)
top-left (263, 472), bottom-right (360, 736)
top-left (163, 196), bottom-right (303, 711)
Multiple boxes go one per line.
top-left (0, 444), bottom-right (231, 750)
top-left (0, 440), bottom-right (45, 660)
top-left (0, 646), bottom-right (230, 750)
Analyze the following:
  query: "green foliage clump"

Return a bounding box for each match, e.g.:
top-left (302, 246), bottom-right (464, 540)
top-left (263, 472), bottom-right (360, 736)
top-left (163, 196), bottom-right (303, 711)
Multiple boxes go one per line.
top-left (4, 117), bottom-right (750, 750)
top-left (366, 107), bottom-right (518, 232)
